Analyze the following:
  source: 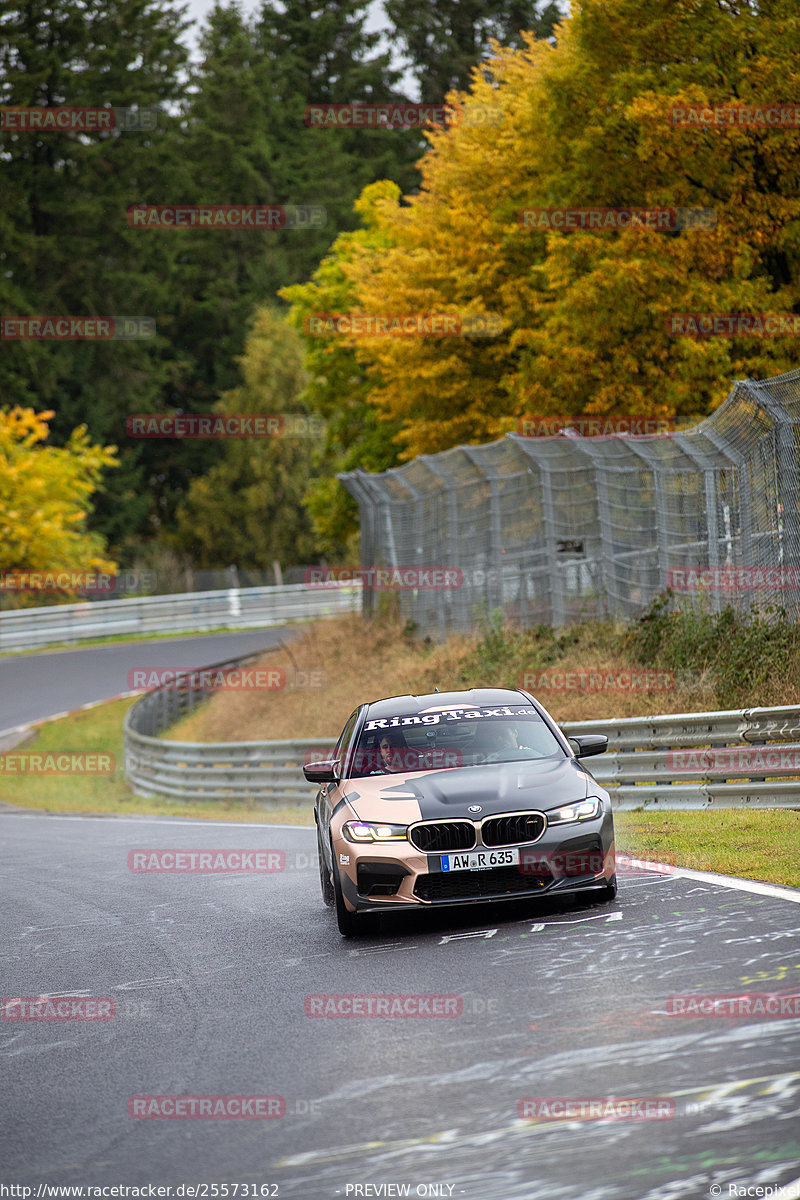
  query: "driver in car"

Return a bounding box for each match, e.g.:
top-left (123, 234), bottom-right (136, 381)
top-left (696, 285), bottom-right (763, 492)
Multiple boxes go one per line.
top-left (376, 729), bottom-right (412, 773)
top-left (484, 723), bottom-right (537, 760)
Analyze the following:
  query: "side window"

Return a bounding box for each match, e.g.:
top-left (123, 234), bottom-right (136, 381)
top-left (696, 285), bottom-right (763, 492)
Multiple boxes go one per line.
top-left (334, 708), bottom-right (361, 771)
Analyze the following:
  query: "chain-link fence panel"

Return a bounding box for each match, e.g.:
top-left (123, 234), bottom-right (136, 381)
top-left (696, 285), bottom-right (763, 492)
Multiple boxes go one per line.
top-left (339, 368), bottom-right (800, 636)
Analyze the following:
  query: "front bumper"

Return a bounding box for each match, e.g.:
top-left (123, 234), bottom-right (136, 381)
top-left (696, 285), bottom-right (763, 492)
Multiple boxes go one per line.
top-left (331, 806), bottom-right (615, 914)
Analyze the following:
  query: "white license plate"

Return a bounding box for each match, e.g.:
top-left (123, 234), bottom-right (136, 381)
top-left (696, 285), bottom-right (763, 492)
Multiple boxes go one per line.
top-left (442, 848), bottom-right (519, 872)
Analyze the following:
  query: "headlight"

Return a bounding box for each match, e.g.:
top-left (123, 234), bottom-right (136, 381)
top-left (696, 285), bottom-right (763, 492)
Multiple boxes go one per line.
top-left (342, 821), bottom-right (409, 843)
top-left (546, 798), bottom-right (602, 825)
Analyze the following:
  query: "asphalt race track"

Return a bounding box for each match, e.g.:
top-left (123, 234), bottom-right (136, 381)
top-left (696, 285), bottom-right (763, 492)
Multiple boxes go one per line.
top-left (0, 628), bottom-right (299, 735)
top-left (2, 813), bottom-right (800, 1198)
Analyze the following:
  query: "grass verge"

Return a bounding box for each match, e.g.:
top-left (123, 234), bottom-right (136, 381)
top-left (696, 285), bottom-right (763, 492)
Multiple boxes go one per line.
top-left (0, 697), bottom-right (314, 824)
top-left (614, 809), bottom-right (800, 889)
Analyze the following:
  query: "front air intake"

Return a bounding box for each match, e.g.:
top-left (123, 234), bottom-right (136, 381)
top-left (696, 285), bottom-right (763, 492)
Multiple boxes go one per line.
top-left (481, 812), bottom-right (546, 847)
top-left (408, 821), bottom-right (476, 853)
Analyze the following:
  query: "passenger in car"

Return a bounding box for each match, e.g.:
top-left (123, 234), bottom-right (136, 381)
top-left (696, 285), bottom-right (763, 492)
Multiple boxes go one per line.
top-left (379, 729), bottom-right (413, 772)
top-left (484, 723), bottom-right (548, 760)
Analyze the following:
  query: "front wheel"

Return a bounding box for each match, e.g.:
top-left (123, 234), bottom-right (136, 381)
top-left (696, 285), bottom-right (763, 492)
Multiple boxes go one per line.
top-left (330, 834), bottom-right (360, 936)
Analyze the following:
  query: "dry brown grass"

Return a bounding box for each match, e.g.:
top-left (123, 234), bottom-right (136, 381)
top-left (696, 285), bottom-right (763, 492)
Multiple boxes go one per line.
top-left (512, 671), bottom-right (719, 723)
top-left (170, 614), bottom-right (481, 742)
top-left (459, 654), bottom-right (719, 724)
top-left (168, 613), bottom-right (723, 743)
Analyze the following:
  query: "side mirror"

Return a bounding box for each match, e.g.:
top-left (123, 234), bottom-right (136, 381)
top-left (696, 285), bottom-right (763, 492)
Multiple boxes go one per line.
top-left (568, 734), bottom-right (608, 759)
top-left (303, 758), bottom-right (341, 784)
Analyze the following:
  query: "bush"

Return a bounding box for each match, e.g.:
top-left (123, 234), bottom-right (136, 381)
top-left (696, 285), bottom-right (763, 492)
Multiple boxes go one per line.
top-left (625, 591), bottom-right (798, 708)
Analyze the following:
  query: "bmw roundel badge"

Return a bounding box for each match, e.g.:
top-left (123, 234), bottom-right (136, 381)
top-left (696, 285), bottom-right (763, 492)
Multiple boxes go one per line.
top-left (468, 805), bottom-right (483, 813)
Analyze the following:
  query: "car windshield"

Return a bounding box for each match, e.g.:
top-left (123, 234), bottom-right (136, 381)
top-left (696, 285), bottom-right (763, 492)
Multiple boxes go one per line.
top-left (349, 703), bottom-right (565, 777)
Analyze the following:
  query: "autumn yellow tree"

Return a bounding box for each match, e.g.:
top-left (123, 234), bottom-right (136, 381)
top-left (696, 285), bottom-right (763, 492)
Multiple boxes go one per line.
top-left (339, 48), bottom-right (557, 457)
top-left (517, 0), bottom-right (800, 419)
top-left (337, 0), bottom-right (800, 458)
top-left (0, 408), bottom-right (118, 603)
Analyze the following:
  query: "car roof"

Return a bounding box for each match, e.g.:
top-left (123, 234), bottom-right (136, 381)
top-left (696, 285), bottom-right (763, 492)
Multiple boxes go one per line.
top-left (364, 688), bottom-right (533, 718)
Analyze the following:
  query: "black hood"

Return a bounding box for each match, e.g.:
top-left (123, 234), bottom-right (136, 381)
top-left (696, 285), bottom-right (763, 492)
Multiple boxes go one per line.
top-left (379, 756), bottom-right (592, 821)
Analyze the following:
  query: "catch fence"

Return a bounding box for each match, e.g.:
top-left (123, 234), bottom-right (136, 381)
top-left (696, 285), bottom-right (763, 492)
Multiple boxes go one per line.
top-left (339, 368), bottom-right (800, 636)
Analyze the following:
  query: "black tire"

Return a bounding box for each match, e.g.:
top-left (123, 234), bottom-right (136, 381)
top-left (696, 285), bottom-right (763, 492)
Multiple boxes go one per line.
top-left (598, 874), bottom-right (618, 902)
top-left (330, 834), bottom-right (360, 936)
top-left (318, 825), bottom-right (334, 908)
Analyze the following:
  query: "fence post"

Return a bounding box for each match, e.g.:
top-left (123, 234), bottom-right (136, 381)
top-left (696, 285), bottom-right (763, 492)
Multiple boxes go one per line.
top-left (538, 459), bottom-right (564, 627)
top-left (419, 456), bottom-right (460, 638)
top-left (461, 447), bottom-right (504, 617)
top-left (743, 380), bottom-right (800, 620)
top-left (675, 434), bottom-right (724, 614)
top-left (391, 472), bottom-right (427, 633)
top-left (624, 440), bottom-right (671, 605)
top-left (705, 425), bottom-right (756, 614)
top-left (568, 440), bottom-right (617, 620)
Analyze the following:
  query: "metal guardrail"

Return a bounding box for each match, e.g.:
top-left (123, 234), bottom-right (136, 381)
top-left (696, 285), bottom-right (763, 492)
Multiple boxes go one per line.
top-left (0, 581), bottom-right (361, 652)
top-left (560, 708), bottom-right (800, 809)
top-left (123, 650), bottom-right (330, 807)
top-left (124, 687), bottom-right (800, 809)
